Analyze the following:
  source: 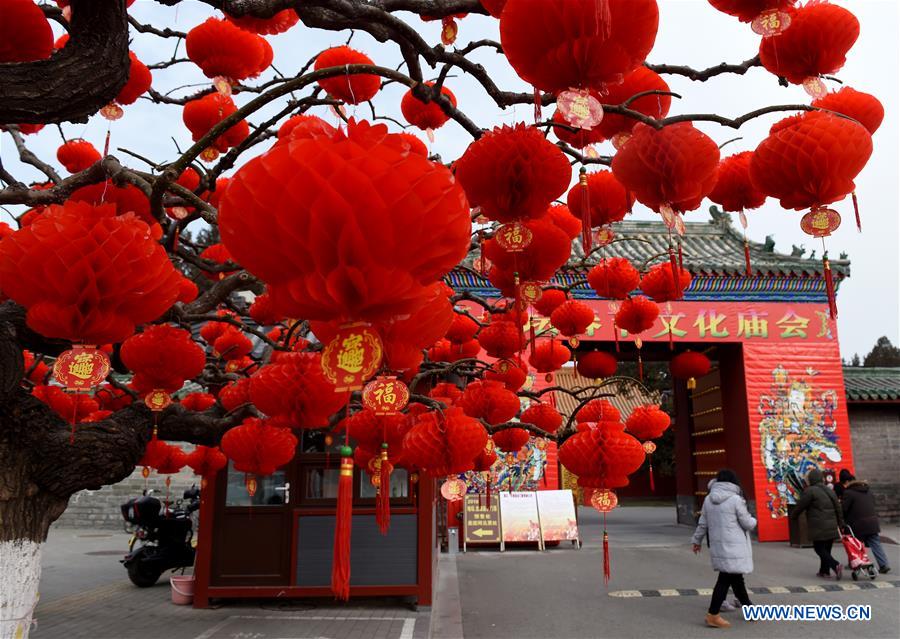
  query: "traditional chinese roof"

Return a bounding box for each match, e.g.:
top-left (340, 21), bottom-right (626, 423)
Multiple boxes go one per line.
top-left (843, 367), bottom-right (900, 403)
top-left (450, 207), bottom-right (851, 303)
top-left (551, 368), bottom-right (660, 420)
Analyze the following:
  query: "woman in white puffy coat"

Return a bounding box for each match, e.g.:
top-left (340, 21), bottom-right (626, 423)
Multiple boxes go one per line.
top-left (691, 469), bottom-right (758, 628)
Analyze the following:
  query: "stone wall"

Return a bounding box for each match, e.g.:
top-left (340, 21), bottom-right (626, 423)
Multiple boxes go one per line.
top-left (54, 465), bottom-right (199, 530)
top-left (848, 404), bottom-right (900, 522)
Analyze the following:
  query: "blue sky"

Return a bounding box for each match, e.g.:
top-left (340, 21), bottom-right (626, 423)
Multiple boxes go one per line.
top-left (1, 0), bottom-right (897, 359)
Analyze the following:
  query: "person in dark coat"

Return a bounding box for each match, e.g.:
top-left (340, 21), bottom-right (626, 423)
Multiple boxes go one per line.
top-left (834, 468), bottom-right (854, 499)
top-left (841, 473), bottom-right (891, 573)
top-left (791, 468), bottom-right (845, 579)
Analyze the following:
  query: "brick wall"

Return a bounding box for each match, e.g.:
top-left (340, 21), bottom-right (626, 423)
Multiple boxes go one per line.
top-left (54, 463), bottom-right (199, 530)
top-left (848, 404), bottom-right (900, 522)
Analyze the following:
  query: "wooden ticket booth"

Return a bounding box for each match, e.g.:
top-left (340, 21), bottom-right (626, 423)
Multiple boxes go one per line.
top-left (192, 434), bottom-right (438, 607)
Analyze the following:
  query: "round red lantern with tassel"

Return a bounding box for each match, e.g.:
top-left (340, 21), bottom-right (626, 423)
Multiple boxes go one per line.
top-left (566, 170), bottom-right (634, 229)
top-left (758, 2), bottom-right (859, 94)
top-left (455, 124), bottom-right (571, 223)
top-left (670, 350), bottom-right (711, 389)
top-left (446, 313), bottom-right (480, 344)
top-left (121, 324), bottom-right (206, 396)
top-left (550, 300), bottom-right (595, 345)
top-left (624, 405), bottom-right (671, 441)
top-left (520, 402), bottom-right (563, 433)
top-left (612, 122), bottom-right (720, 220)
top-left (499, 0), bottom-right (659, 94)
top-left (402, 407), bottom-right (489, 476)
top-left (484, 357), bottom-right (529, 391)
top-left (492, 427), bottom-right (530, 454)
top-left (57, 140), bottom-right (101, 173)
top-left (218, 119), bottom-right (470, 324)
top-left (533, 288), bottom-right (568, 317)
top-left (587, 258), bottom-right (640, 300)
top-left (182, 93), bottom-right (250, 157)
top-left (186, 17), bottom-right (272, 81)
top-left (314, 46), bottom-right (381, 104)
top-left (614, 296), bottom-right (659, 335)
top-left (545, 205), bottom-right (582, 241)
top-left (251, 353), bottom-right (350, 427)
top-left (528, 339), bottom-right (571, 379)
top-left (221, 417), bottom-right (298, 476)
top-left (459, 380), bottom-right (521, 425)
top-left (639, 262), bottom-right (692, 303)
top-left (0, 201), bottom-right (183, 344)
top-left (576, 351), bottom-right (618, 380)
top-left (812, 87), bottom-right (884, 135)
top-left (709, 152), bottom-right (767, 214)
top-left (186, 445), bottom-right (228, 477)
top-left (477, 319), bottom-right (525, 359)
top-left (401, 83), bottom-right (456, 131)
top-left (576, 399), bottom-right (621, 424)
top-left (591, 66), bottom-right (672, 143)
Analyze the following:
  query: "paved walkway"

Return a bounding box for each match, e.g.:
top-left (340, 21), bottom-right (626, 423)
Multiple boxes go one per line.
top-left (34, 527), bottom-right (429, 639)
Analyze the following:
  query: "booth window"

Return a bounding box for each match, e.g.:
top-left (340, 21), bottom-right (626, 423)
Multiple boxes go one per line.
top-left (224, 462), bottom-right (287, 506)
top-left (359, 468), bottom-right (409, 499)
top-left (303, 467), bottom-right (341, 500)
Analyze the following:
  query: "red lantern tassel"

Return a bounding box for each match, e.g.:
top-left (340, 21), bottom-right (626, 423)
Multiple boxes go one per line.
top-left (596, 0), bottom-right (612, 38)
top-left (852, 191), bottom-right (861, 232)
top-left (602, 520), bottom-right (611, 585)
top-left (486, 475), bottom-right (492, 509)
top-left (331, 447), bottom-right (354, 601)
top-left (529, 318), bottom-right (536, 358)
top-left (478, 232), bottom-right (486, 276)
top-left (668, 244), bottom-right (681, 301)
top-left (637, 347), bottom-right (644, 381)
top-left (579, 168), bottom-right (592, 254)
top-left (613, 320), bottom-right (620, 352)
top-left (376, 444), bottom-right (391, 535)
top-left (533, 87), bottom-right (542, 123)
top-left (743, 236), bottom-right (752, 277)
top-left (823, 255), bottom-right (838, 319)
top-left (648, 459), bottom-right (655, 493)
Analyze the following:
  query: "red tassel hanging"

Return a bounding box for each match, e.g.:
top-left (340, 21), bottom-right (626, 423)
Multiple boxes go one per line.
top-left (478, 231), bottom-right (486, 276)
top-left (823, 255), bottom-right (838, 319)
top-left (579, 168), bottom-right (592, 254)
top-left (677, 238), bottom-right (684, 272)
top-left (648, 459), bottom-right (655, 493)
top-left (376, 443), bottom-right (391, 535)
top-left (743, 236), bottom-right (752, 277)
top-left (596, 0), bottom-right (612, 38)
top-left (602, 518), bottom-right (611, 585)
top-left (331, 446), bottom-right (354, 601)
top-left (636, 338), bottom-right (643, 381)
top-left (533, 87), bottom-right (542, 123)
top-left (529, 317), bottom-right (536, 358)
top-left (486, 475), bottom-right (492, 509)
top-left (852, 191), bottom-right (861, 232)
top-left (612, 319), bottom-right (620, 352)
top-left (668, 240), bottom-right (681, 301)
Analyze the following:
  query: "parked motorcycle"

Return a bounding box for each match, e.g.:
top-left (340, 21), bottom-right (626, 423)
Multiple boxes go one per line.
top-left (120, 486), bottom-right (200, 587)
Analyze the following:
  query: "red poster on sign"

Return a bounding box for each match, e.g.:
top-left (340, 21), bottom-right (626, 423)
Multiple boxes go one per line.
top-left (743, 341), bottom-right (854, 542)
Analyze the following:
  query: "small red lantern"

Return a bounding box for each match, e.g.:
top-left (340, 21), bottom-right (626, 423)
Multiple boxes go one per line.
top-left (812, 87), bottom-right (884, 136)
top-left (528, 339), bottom-right (572, 379)
top-left (550, 300), bottom-right (595, 346)
top-left (520, 402), bottom-right (563, 433)
top-left (362, 376), bottom-right (410, 415)
top-left (625, 405), bottom-right (671, 441)
top-left (478, 320), bottom-right (525, 359)
top-left (576, 351), bottom-right (618, 380)
top-left (575, 399), bottom-right (621, 424)
top-left (492, 427), bottom-right (531, 454)
top-left (639, 262), bottom-right (692, 303)
top-left (670, 350), bottom-right (711, 390)
top-left (533, 288), bottom-right (568, 316)
top-left (587, 258), bottom-right (640, 300)
top-left (314, 46), bottom-right (381, 105)
top-left (459, 380), bottom-right (521, 425)
top-left (614, 296), bottom-right (659, 335)
top-left (400, 82), bottom-right (456, 131)
top-left (320, 324), bottom-right (383, 391)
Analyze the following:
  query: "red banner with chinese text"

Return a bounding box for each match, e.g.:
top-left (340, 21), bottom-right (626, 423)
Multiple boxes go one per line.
top-left (743, 341), bottom-right (854, 542)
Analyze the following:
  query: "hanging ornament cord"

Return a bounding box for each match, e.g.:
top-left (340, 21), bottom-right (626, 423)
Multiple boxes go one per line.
top-left (852, 192), bottom-right (861, 232)
top-left (667, 232), bottom-right (682, 301)
top-left (822, 247), bottom-right (838, 320)
top-left (486, 472), bottom-right (492, 509)
top-left (602, 512), bottom-right (611, 585)
top-left (533, 88), bottom-right (542, 123)
top-left (648, 454), bottom-right (655, 493)
top-left (69, 393), bottom-right (78, 444)
top-left (331, 405), bottom-right (353, 601)
top-left (579, 168), bottom-right (592, 254)
top-left (376, 442), bottom-right (391, 535)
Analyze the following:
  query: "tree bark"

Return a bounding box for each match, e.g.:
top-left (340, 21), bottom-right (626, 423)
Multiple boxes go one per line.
top-left (0, 0), bottom-right (130, 124)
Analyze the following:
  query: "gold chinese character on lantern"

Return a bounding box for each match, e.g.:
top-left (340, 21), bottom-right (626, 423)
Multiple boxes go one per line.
top-left (321, 324), bottom-right (383, 391)
top-left (800, 207), bottom-right (841, 238)
top-left (591, 488), bottom-right (618, 513)
top-left (362, 376), bottom-right (410, 415)
top-left (642, 441), bottom-right (657, 454)
top-left (53, 346), bottom-right (111, 390)
top-left (144, 389), bottom-right (172, 412)
top-left (495, 222), bottom-right (533, 252)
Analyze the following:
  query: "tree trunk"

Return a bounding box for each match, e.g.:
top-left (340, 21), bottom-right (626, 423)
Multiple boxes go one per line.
top-left (0, 440), bottom-right (68, 639)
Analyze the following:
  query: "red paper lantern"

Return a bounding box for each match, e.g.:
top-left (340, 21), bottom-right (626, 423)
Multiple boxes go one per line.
top-left (477, 320), bottom-right (525, 359)
top-left (69, 181), bottom-right (152, 224)
top-left (455, 124), bottom-right (571, 223)
top-left (430, 382), bottom-right (464, 405)
top-left (484, 357), bottom-right (529, 391)
top-left (402, 407), bottom-right (489, 476)
top-left (499, 0), bottom-right (659, 94)
top-left (226, 8), bottom-right (299, 34)
top-left (342, 409), bottom-right (409, 452)
top-left (459, 380), bottom-right (521, 425)
top-left (213, 326), bottom-right (253, 361)
top-left (314, 46), bottom-right (381, 104)
top-left (758, 3), bottom-right (859, 87)
top-left (446, 313), bottom-right (480, 343)
top-left (492, 427), bottom-right (530, 454)
top-left (708, 152), bottom-right (767, 212)
top-left (528, 339), bottom-right (571, 374)
top-left (218, 119), bottom-right (469, 323)
top-left (154, 444), bottom-right (188, 475)
top-left (183, 93), bottom-right (250, 155)
top-left (749, 111), bottom-right (872, 210)
top-left (708, 0), bottom-right (794, 23)
top-left (612, 122), bottom-right (720, 215)
top-left (186, 17), bottom-right (272, 81)
top-left (558, 421), bottom-right (645, 488)
top-left (592, 66), bottom-right (672, 142)
top-left (251, 353), bottom-right (350, 427)
top-left (396, 132), bottom-right (428, 157)
top-left (545, 205), bottom-right (582, 241)
top-left (812, 87), bottom-right (884, 135)
top-left (566, 170), bottom-right (633, 229)
top-left (670, 350), bottom-right (711, 389)
top-left (576, 351), bottom-right (618, 380)
top-left (218, 377), bottom-right (251, 412)
top-left (614, 296), bottom-right (659, 335)
top-left (533, 288), bottom-right (568, 316)
top-left (115, 53), bottom-right (152, 106)
top-left (484, 219), bottom-right (571, 295)
top-left (199, 243), bottom-right (238, 280)
top-left (249, 292), bottom-right (280, 326)
top-left (428, 337), bottom-right (481, 363)
top-left (520, 402), bottom-right (563, 433)
top-left (185, 445), bottom-right (228, 476)
top-left (121, 324), bottom-right (206, 394)
top-left (401, 83), bottom-right (456, 130)
top-left (0, 201), bottom-right (182, 344)
top-left (550, 300), bottom-right (595, 338)
top-left (576, 399), bottom-right (620, 424)
top-left (624, 405), bottom-right (671, 441)
top-left (57, 140), bottom-right (101, 173)
top-left (221, 417), bottom-right (298, 476)
top-left (181, 392), bottom-right (217, 412)
top-left (32, 384), bottom-right (98, 423)
top-left (587, 258), bottom-right (639, 299)
top-left (0, 0), bottom-right (53, 63)
top-left (639, 262), bottom-right (692, 303)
